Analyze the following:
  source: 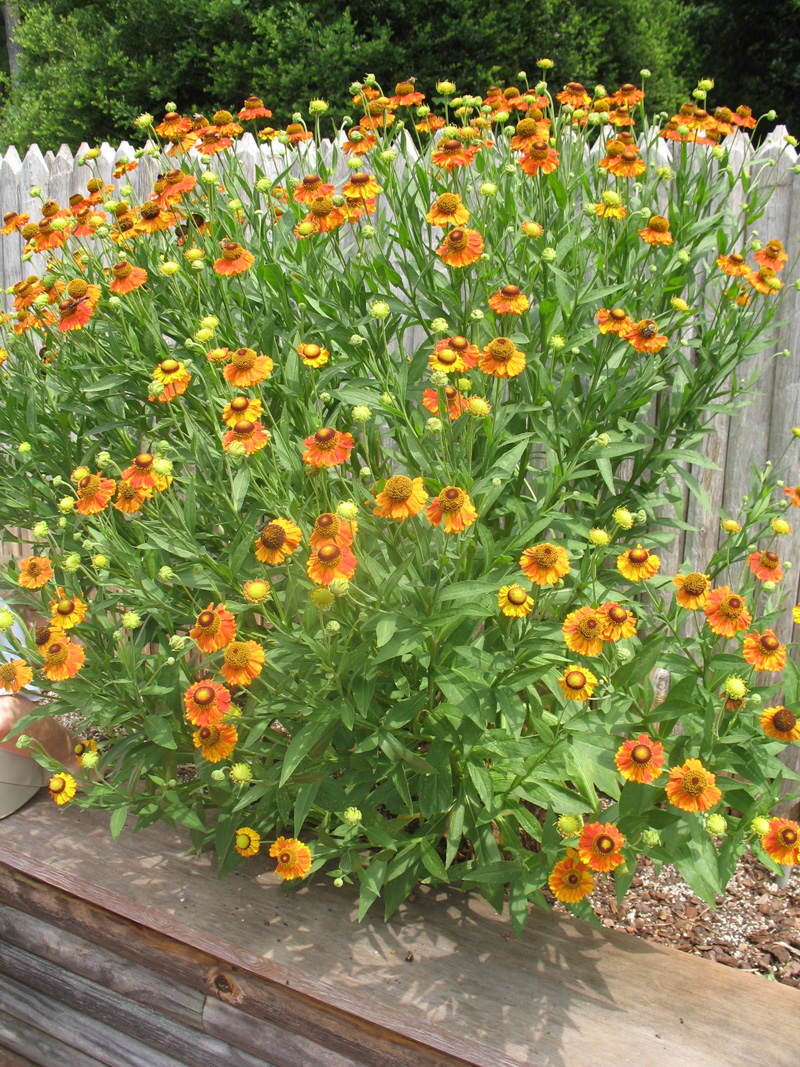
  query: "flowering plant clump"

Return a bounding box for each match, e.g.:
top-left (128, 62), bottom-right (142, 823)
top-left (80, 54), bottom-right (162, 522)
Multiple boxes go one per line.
top-left (1, 70), bottom-right (799, 926)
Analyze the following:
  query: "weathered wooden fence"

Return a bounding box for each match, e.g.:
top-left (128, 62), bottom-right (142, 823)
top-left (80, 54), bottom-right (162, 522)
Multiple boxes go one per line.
top-left (1, 130), bottom-right (800, 635)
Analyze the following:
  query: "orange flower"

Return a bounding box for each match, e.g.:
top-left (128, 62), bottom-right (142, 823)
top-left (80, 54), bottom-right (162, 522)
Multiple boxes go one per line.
top-left (341, 172), bottom-right (382, 199)
top-left (479, 336), bottom-right (526, 378)
top-left (436, 335), bottom-right (479, 369)
top-left (193, 722), bottom-right (238, 763)
top-left (557, 82), bottom-right (591, 107)
top-left (594, 200), bottom-right (627, 220)
top-left (615, 735), bottom-right (665, 784)
top-left (596, 307), bottom-right (634, 335)
top-left (519, 141), bottom-right (560, 175)
top-left (732, 105), bottom-right (756, 129)
top-left (220, 640), bottom-right (265, 687)
top-left (558, 665), bottom-right (597, 701)
top-left (616, 545), bottom-right (661, 582)
top-left (49, 588), bottom-right (87, 629)
top-left (238, 96), bottom-right (272, 120)
top-left (578, 821), bottom-right (625, 872)
top-left (342, 130), bottom-right (376, 156)
top-left (426, 192), bottom-right (470, 227)
top-left (121, 453), bottom-right (159, 489)
top-left (562, 606), bottom-right (604, 656)
top-left (214, 241), bottom-right (255, 276)
top-left (748, 265), bottom-right (782, 295)
top-left (292, 174), bottom-right (335, 204)
top-left (607, 148), bottom-right (646, 178)
top-left (673, 572), bottom-right (711, 610)
top-left (429, 344), bottom-right (467, 374)
top-left (431, 138), bottom-right (477, 169)
top-left (18, 556), bottom-right (54, 589)
top-left (638, 215), bottom-right (673, 245)
top-left (41, 637), bottom-right (85, 681)
top-left (0, 659), bottom-right (33, 695)
top-left (134, 202), bottom-right (175, 234)
top-left (389, 81), bottom-right (425, 107)
top-left (309, 513), bottom-right (354, 548)
top-left (222, 395), bottom-right (262, 427)
top-left (296, 195), bottom-right (347, 236)
top-left (254, 518), bottom-right (303, 565)
top-left (152, 358), bottom-right (191, 402)
top-left (742, 630), bottom-right (786, 672)
top-left (509, 115), bottom-right (551, 151)
top-left (297, 342), bottom-right (330, 368)
top-left (223, 347), bottom-right (273, 388)
top-left (114, 479), bottom-right (152, 514)
top-left (703, 586), bottom-right (752, 638)
top-left (374, 475), bottom-right (428, 521)
top-left (760, 707), bottom-right (800, 743)
top-left (488, 285), bottom-right (530, 316)
top-left (307, 543), bottom-right (357, 586)
top-left (716, 252), bottom-right (750, 277)
top-left (1, 210), bottom-right (29, 234)
top-left (498, 584), bottom-right (534, 618)
top-left (784, 485), bottom-right (800, 508)
top-left (761, 818), bottom-right (800, 865)
top-left (57, 285), bottom-right (101, 332)
top-left (519, 542), bottom-right (570, 586)
top-left (614, 83), bottom-right (645, 106)
top-left (235, 826), bottom-right (261, 857)
top-left (548, 851), bottom-right (594, 903)
top-left (48, 772), bottom-right (77, 806)
top-left (423, 386), bottom-right (465, 420)
top-left (222, 418), bottom-right (270, 455)
top-left (75, 472), bottom-right (116, 515)
top-left (183, 681), bottom-right (231, 727)
top-left (624, 319), bottom-right (668, 353)
top-left (747, 549), bottom-right (783, 582)
top-left (190, 603), bottom-right (237, 653)
top-left (435, 227), bottom-right (484, 269)
top-left (425, 486), bottom-right (478, 534)
top-left (302, 427), bottom-right (355, 468)
top-left (270, 836), bottom-right (312, 881)
top-left (109, 261), bottom-right (147, 294)
top-left (665, 758), bottom-right (722, 812)
top-left (596, 601), bottom-right (637, 642)
top-left (754, 239), bottom-right (788, 271)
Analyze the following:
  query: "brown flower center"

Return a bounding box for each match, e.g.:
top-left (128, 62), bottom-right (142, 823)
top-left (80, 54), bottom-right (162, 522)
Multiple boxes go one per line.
top-left (160, 359), bottom-right (180, 374)
top-left (395, 81), bottom-right (414, 96)
top-left (530, 141), bottom-right (550, 161)
top-left (301, 174), bottom-right (322, 190)
top-left (302, 344), bottom-right (321, 358)
top-left (779, 828), bottom-right (798, 847)
top-left (446, 228), bottom-right (469, 251)
top-left (621, 149), bottom-right (638, 162)
top-left (434, 193), bottom-right (460, 214)
top-left (565, 670), bottom-right (586, 690)
top-left (449, 336), bottom-right (469, 351)
top-left (67, 279), bottom-right (88, 300)
top-left (222, 241), bottom-right (244, 261)
top-left (501, 284), bottom-right (521, 297)
top-left (224, 642), bottom-right (253, 668)
top-left (533, 543), bottom-right (557, 567)
top-left (628, 548), bottom-right (649, 565)
top-left (112, 261), bottom-right (133, 280)
top-left (196, 610), bottom-right (220, 634)
top-left (35, 626), bottom-right (53, 647)
top-left (140, 202), bottom-right (160, 221)
top-left (648, 215), bottom-right (670, 233)
top-left (317, 544), bottom-right (342, 566)
top-left (45, 643), bottom-right (69, 665)
top-left (79, 474), bottom-right (100, 497)
top-left (278, 851), bottom-right (292, 865)
top-left (199, 725), bottom-right (220, 745)
top-left (507, 587), bottom-right (529, 606)
top-left (760, 551), bottom-right (780, 569)
top-left (0, 663), bottom-right (16, 683)
top-left (385, 475), bottom-right (414, 501)
top-left (286, 123), bottom-right (304, 135)
top-left (230, 397), bottom-right (250, 413)
top-left (566, 871), bottom-right (580, 886)
top-left (134, 453), bottom-right (153, 470)
top-left (260, 523), bottom-right (287, 549)
top-left (214, 110), bottom-right (233, 126)
top-left (515, 118), bottom-right (537, 137)
top-left (232, 347), bottom-right (257, 369)
top-left (314, 513), bottom-right (339, 534)
top-left (577, 616), bottom-right (600, 639)
top-left (310, 195), bottom-right (334, 217)
top-left (233, 420), bottom-right (254, 437)
top-left (682, 770), bottom-right (707, 796)
top-left (313, 428), bottom-right (338, 449)
top-left (631, 744), bottom-right (652, 766)
top-left (773, 708), bottom-right (797, 733)
top-left (759, 634), bottom-right (780, 653)
top-left (765, 239), bottom-right (783, 258)
top-left (349, 172), bottom-right (370, 185)
top-left (607, 605), bottom-right (628, 624)
top-left (487, 337), bottom-right (515, 362)
top-left (439, 487), bottom-right (466, 512)
top-left (683, 572), bottom-right (708, 595)
top-left (594, 834), bottom-right (616, 855)
top-left (56, 599), bottom-right (75, 616)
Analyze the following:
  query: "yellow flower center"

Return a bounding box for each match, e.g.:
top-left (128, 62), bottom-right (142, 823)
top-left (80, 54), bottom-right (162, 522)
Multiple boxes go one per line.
top-left (439, 487), bottom-right (466, 512)
top-left (385, 475), bottom-right (414, 502)
top-left (681, 770), bottom-right (707, 796)
top-left (45, 642), bottom-right (69, 666)
top-left (395, 81), bottom-right (414, 96)
top-left (287, 123), bottom-right (304, 134)
top-left (160, 359), bottom-right (180, 374)
top-left (515, 118), bottom-right (537, 137)
top-left (260, 523), bottom-right (287, 549)
top-left (236, 832), bottom-right (252, 850)
top-left (214, 110), bottom-right (233, 126)
top-left (232, 347), bottom-right (257, 369)
top-left (113, 261), bottom-right (133, 280)
top-left (507, 587), bottom-right (528, 606)
top-left (313, 428), bottom-right (338, 450)
top-left (0, 663), bottom-right (16, 683)
top-left (56, 599), bottom-right (75, 616)
top-left (532, 543), bottom-right (557, 567)
top-left (449, 336), bottom-right (469, 351)
top-left (230, 397), bottom-right (250, 413)
top-left (79, 474), bottom-right (101, 498)
top-left (773, 708), bottom-right (797, 733)
top-left (349, 172), bottom-right (370, 185)
top-left (683, 572), bottom-right (708, 595)
top-left (222, 242), bottom-right (244, 261)
top-left (631, 744), bottom-right (652, 766)
top-left (302, 344), bottom-right (321, 358)
top-left (193, 686), bottom-right (216, 706)
top-left (501, 284), bottom-right (521, 297)
top-left (779, 827), bottom-right (798, 847)
top-left (437, 348), bottom-right (458, 366)
top-left (759, 634), bottom-right (780, 653)
top-left (435, 193), bottom-right (459, 213)
top-left (310, 196), bottom-right (334, 217)
top-left (648, 215), bottom-right (670, 233)
top-left (196, 610), bottom-right (221, 635)
top-left (729, 253), bottom-right (745, 266)
top-left (593, 834), bottom-right (616, 855)
top-left (224, 642), bottom-right (253, 669)
top-left (765, 240), bottom-right (783, 258)
top-left (565, 670), bottom-right (586, 690)
top-left (610, 308), bottom-right (627, 321)
top-left (487, 337), bottom-right (515, 362)
top-left (607, 605), bottom-right (628, 624)
top-left (134, 453), bottom-right (153, 470)
top-left (720, 595), bottom-right (743, 618)
top-left (314, 513), bottom-right (340, 536)
top-left (50, 776), bottom-right (65, 794)
top-left (446, 228), bottom-right (469, 251)
top-left (316, 544), bottom-right (342, 567)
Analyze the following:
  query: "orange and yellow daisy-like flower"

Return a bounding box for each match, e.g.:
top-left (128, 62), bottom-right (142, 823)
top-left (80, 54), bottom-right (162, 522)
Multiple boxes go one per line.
top-left (0, 659), bottom-right (33, 695)
top-left (558, 665), bottom-right (598, 702)
top-left (389, 80), bottom-right (425, 107)
top-left (614, 83), bottom-right (645, 107)
top-left (760, 706), bottom-right (800, 743)
top-left (223, 347), bottom-right (273, 388)
top-left (519, 542), bottom-right (570, 586)
top-left (509, 114), bottom-right (551, 151)
top-left (748, 265), bottom-right (782, 295)
top-left (596, 307), bottom-right (634, 335)
top-left (521, 220), bottom-right (544, 239)
top-left (342, 131), bottom-right (376, 156)
top-left (703, 586), bottom-right (752, 638)
top-left (673, 572), bottom-right (711, 610)
top-left (342, 172), bottom-right (382, 199)
top-left (431, 138), bottom-right (477, 170)
top-left (134, 203), bottom-right (175, 234)
top-left (114, 479), bottom-right (152, 514)
top-left (1, 210), bottom-right (30, 234)
top-left (295, 196), bottom-right (347, 236)
top-left (435, 227), bottom-right (484, 269)
top-left (120, 453), bottom-right (159, 490)
top-left (214, 241), bottom-right (255, 276)
top-left (49, 588), bottom-right (87, 630)
top-left (498, 584), bottom-right (534, 618)
top-left (48, 772), bottom-right (77, 806)
top-left (374, 475), bottom-right (428, 521)
top-left (152, 358), bottom-right (191, 403)
top-left (607, 148), bottom-right (647, 179)
top-left (309, 513), bottom-right (354, 548)
top-left (109, 261), bottom-right (147, 295)
top-left (190, 603), bottom-right (237, 653)
top-left (624, 319), bottom-right (668, 354)
top-left (243, 579), bottom-right (270, 604)
top-left (193, 722), bottom-right (238, 763)
top-left (425, 486), bottom-right (478, 534)
top-left (429, 344), bottom-right (467, 374)
top-left (761, 818), bottom-right (800, 865)
top-left (615, 734), bottom-right (665, 784)
top-left (183, 681), bottom-right (231, 727)
top-left (18, 556), bottom-right (54, 590)
top-left (254, 518), bottom-right (303, 565)
top-left (747, 549), bottom-right (783, 582)
top-left (755, 239), bottom-right (788, 272)
top-left (73, 738), bottom-right (97, 766)
top-left (594, 199), bottom-right (627, 220)
top-left (557, 82), bottom-right (591, 107)
top-left (75, 472), bottom-right (116, 515)
top-left (57, 284), bottom-right (101, 332)
top-left (716, 251), bottom-right (750, 277)
top-left (562, 606), bottom-right (604, 656)
top-left (307, 543), bottom-right (357, 586)
top-left (596, 601), bottom-right (637, 642)
top-left (436, 335), bottom-right (479, 369)
top-left (784, 485), bottom-right (800, 508)
top-left (479, 336), bottom-right (526, 378)
top-left (732, 104), bottom-right (756, 129)
top-left (616, 545), bottom-right (661, 582)
top-left (297, 342), bottom-right (330, 368)
top-left (207, 346), bottom-right (232, 364)
top-left (578, 821), bottom-right (625, 872)
top-left (292, 174), bottom-right (334, 204)
top-left (235, 826), bottom-right (261, 857)
top-left (302, 427), bottom-right (355, 468)
top-left (222, 419), bottom-right (270, 455)
top-left (638, 215), bottom-right (673, 245)
top-left (488, 285), bottom-right (530, 316)
top-left (270, 836), bottom-right (312, 881)
top-left (221, 640), bottom-right (265, 687)
top-left (222, 395), bottom-right (262, 427)
top-left (665, 758), bottom-right (721, 813)
top-left (423, 385), bottom-right (466, 421)
top-left (41, 637), bottom-right (85, 681)
top-left (239, 96), bottom-right (272, 121)
top-left (742, 630), bottom-right (786, 673)
top-left (548, 850), bottom-right (594, 904)
top-left (426, 192), bottom-right (470, 227)
top-left (519, 141), bottom-right (560, 176)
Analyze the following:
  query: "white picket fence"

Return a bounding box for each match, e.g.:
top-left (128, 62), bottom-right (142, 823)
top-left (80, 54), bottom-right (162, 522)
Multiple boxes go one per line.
top-left (1, 130), bottom-right (800, 640)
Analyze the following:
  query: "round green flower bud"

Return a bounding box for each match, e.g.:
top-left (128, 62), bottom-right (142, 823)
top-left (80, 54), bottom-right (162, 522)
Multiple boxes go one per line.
top-left (15, 734), bottom-right (32, 749)
top-left (57, 518), bottom-right (67, 529)
top-left (63, 553), bottom-right (81, 573)
top-left (762, 580), bottom-right (777, 593)
top-left (333, 877), bottom-right (344, 888)
top-left (311, 587), bottom-right (335, 610)
top-left (767, 110), bottom-right (777, 122)
top-left (470, 308), bottom-right (485, 322)
top-left (210, 768), bottom-right (226, 782)
top-left (352, 405), bottom-right (372, 423)
top-left (359, 467), bottom-right (372, 480)
top-left (430, 317), bottom-right (449, 334)
top-left (426, 418), bottom-right (442, 435)
top-left (325, 620), bottom-right (340, 634)
top-left (18, 442), bottom-right (31, 455)
top-left (557, 813), bottom-right (583, 838)
top-left (81, 750), bottom-right (99, 770)
top-left (93, 553), bottom-right (108, 569)
top-left (336, 501), bottom-right (359, 521)
top-left (328, 577), bottom-right (350, 598)
top-left (32, 521), bottom-right (49, 539)
top-left (430, 370), bottom-right (450, 388)
top-left (541, 246), bottom-right (557, 263)
top-left (0, 609), bottom-right (15, 632)
top-left (229, 763), bottom-right (252, 784)
top-left (596, 433), bottom-right (611, 449)
top-left (148, 381), bottom-right (166, 398)
top-left (112, 629), bottom-right (123, 641)
top-left (480, 181), bottom-right (498, 197)
top-left (641, 829), bottom-right (660, 847)
top-left (343, 806), bottom-right (362, 826)
top-left (706, 814), bottom-right (727, 837)
top-left (169, 634), bottom-right (188, 652)
top-left (676, 250), bottom-right (691, 264)
top-left (752, 816), bottom-right (771, 836)
top-left (309, 98), bottom-right (329, 115)
top-left (724, 676), bottom-right (747, 701)
top-left (616, 647), bottom-right (633, 663)
top-left (613, 506), bottom-right (634, 530)
top-left (121, 611), bottom-right (140, 630)
top-left (200, 170), bottom-right (219, 185)
top-left (159, 261), bottom-right (180, 277)
top-left (158, 566), bottom-right (174, 582)
top-left (370, 300), bottom-right (390, 320)
top-left (380, 391), bottom-right (395, 406)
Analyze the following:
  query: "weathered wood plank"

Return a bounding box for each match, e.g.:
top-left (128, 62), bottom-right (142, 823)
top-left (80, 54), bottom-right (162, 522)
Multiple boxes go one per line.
top-left (0, 1007), bottom-right (109, 1067)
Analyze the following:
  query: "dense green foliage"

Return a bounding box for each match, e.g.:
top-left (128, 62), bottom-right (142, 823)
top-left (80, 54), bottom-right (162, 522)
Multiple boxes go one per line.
top-left (1, 0), bottom-right (796, 152)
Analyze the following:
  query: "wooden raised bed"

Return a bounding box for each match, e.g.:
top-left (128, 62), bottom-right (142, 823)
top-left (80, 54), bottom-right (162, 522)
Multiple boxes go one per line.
top-left (0, 795), bottom-right (793, 1067)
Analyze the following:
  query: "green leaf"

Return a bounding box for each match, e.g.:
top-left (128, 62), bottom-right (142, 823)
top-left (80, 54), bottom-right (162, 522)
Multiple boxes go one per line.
top-left (110, 806), bottom-right (128, 841)
top-left (231, 466), bottom-right (251, 511)
top-left (279, 719), bottom-right (336, 787)
top-left (611, 634), bottom-right (667, 690)
top-left (143, 716), bottom-right (176, 750)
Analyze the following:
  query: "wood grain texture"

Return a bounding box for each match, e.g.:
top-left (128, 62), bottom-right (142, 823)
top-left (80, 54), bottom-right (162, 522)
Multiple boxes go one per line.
top-left (0, 797), bottom-right (797, 1067)
top-left (0, 1008), bottom-right (109, 1067)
